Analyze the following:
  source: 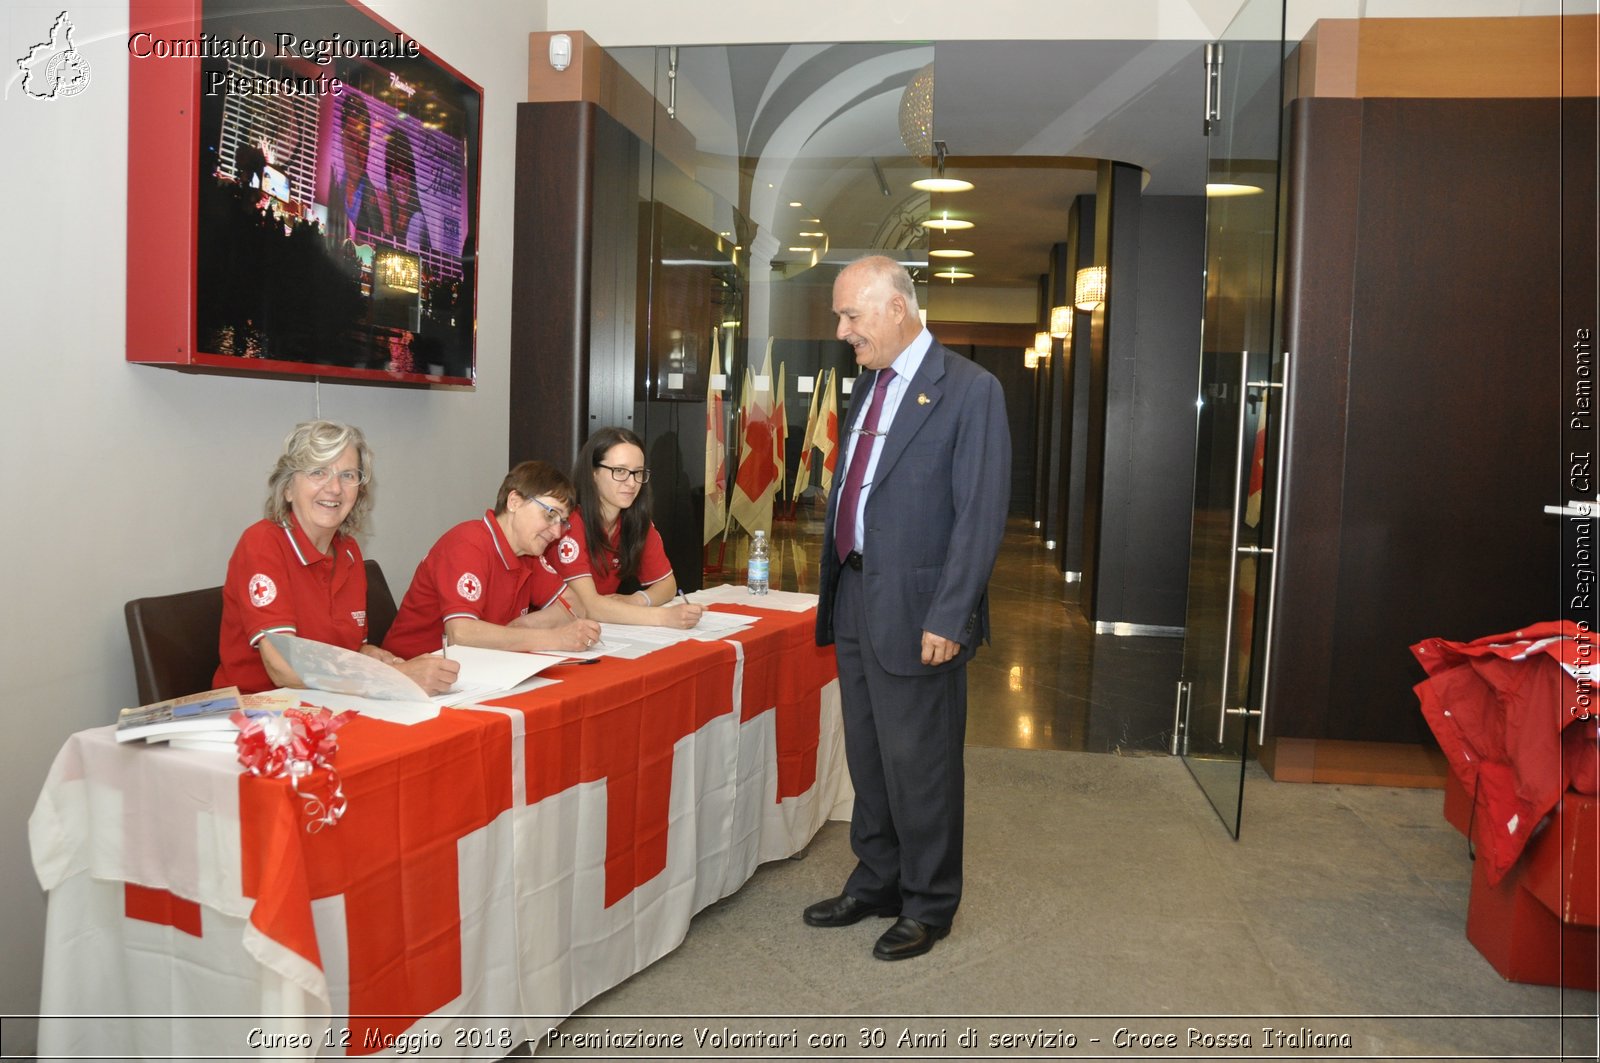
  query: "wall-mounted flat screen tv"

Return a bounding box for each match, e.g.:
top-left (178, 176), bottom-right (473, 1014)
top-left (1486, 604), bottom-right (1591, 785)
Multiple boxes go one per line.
top-left (128, 0), bottom-right (481, 386)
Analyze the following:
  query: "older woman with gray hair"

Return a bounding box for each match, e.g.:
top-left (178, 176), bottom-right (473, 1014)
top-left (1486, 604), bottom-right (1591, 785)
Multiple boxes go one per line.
top-left (214, 421), bottom-right (458, 695)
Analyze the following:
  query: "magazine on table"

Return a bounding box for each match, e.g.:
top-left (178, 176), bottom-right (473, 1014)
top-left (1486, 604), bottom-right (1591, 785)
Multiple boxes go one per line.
top-left (115, 687), bottom-right (294, 744)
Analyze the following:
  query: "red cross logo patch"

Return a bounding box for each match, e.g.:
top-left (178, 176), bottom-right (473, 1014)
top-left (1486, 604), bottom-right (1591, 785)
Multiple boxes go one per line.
top-left (248, 573), bottom-right (277, 607)
top-left (455, 572), bottom-right (482, 602)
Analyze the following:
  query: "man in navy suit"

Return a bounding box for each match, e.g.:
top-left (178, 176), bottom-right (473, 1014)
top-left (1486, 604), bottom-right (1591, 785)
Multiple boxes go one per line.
top-left (807, 255), bottom-right (1010, 960)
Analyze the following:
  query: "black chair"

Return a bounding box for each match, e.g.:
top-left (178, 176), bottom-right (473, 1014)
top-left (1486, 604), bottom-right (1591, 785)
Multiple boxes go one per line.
top-left (124, 584), bottom-right (226, 705)
top-left (124, 559), bottom-right (402, 703)
top-left (362, 559), bottom-right (399, 646)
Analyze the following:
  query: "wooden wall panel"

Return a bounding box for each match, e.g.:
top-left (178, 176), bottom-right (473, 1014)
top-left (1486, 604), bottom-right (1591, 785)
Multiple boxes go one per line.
top-left (510, 102), bottom-right (594, 469)
top-left (1270, 97), bottom-right (1568, 744)
top-left (1269, 98), bottom-right (1361, 740)
top-left (1297, 15), bottom-right (1598, 100)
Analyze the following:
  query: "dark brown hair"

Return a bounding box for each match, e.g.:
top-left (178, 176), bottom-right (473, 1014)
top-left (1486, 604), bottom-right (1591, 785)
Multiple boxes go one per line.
top-left (494, 460), bottom-right (575, 515)
top-left (573, 427), bottom-right (652, 583)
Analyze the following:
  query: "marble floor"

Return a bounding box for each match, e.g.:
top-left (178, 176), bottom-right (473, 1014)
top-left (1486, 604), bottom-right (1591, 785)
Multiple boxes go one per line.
top-left (751, 508), bottom-right (1184, 758)
top-left (535, 511), bottom-right (1600, 1061)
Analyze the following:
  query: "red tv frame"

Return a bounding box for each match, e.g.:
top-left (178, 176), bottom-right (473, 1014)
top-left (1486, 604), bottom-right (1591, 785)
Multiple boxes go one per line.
top-left (128, 0), bottom-right (481, 387)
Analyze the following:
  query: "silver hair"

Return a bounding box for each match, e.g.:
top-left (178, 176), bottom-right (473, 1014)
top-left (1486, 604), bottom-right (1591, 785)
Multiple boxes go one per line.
top-left (263, 420), bottom-right (374, 537)
top-left (848, 254), bottom-right (920, 313)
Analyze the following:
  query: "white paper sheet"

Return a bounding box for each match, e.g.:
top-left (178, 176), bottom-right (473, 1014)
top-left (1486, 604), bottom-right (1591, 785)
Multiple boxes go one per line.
top-left (690, 584), bottom-right (820, 612)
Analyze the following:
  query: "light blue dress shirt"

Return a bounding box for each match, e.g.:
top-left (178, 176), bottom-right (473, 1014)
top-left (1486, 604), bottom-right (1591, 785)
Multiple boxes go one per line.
top-left (839, 328), bottom-right (933, 555)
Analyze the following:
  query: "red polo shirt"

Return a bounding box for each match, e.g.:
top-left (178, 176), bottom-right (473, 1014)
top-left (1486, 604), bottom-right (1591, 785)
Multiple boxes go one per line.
top-left (215, 517), bottom-right (369, 694)
top-left (383, 510), bottom-right (570, 659)
top-left (550, 509), bottom-right (673, 597)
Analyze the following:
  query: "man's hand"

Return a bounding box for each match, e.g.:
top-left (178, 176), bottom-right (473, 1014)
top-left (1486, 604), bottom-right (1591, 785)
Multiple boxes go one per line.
top-left (921, 631), bottom-right (960, 667)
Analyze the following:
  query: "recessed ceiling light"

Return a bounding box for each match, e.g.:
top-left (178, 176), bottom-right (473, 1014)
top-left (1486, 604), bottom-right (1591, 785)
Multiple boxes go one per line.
top-left (1206, 182), bottom-right (1264, 197)
top-left (933, 268), bottom-right (974, 280)
top-left (929, 248), bottom-right (974, 259)
top-left (789, 201), bottom-right (803, 207)
top-left (798, 231), bottom-right (826, 238)
top-left (911, 177), bottom-right (975, 193)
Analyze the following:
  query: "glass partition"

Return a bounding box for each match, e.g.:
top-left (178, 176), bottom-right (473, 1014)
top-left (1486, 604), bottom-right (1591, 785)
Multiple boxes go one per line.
top-left (614, 43), bottom-right (935, 591)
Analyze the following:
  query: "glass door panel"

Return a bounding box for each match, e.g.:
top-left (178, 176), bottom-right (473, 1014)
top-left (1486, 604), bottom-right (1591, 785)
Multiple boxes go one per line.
top-left (1176, 0), bottom-right (1286, 837)
top-left (617, 43), bottom-right (934, 592)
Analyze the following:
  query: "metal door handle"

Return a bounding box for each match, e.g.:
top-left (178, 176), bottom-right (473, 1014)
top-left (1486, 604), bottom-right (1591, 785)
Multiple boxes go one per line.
top-left (1254, 350), bottom-right (1292, 745)
top-left (1217, 353), bottom-right (1251, 744)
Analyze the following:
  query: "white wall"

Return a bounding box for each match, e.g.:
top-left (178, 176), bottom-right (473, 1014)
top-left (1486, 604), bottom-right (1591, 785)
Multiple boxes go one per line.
top-left (0, 0), bottom-right (547, 1039)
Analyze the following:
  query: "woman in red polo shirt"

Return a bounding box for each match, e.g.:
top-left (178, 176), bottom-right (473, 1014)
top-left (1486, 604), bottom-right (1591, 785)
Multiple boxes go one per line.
top-left (215, 421), bottom-right (459, 695)
top-left (382, 461), bottom-right (603, 659)
top-left (552, 427), bottom-right (704, 628)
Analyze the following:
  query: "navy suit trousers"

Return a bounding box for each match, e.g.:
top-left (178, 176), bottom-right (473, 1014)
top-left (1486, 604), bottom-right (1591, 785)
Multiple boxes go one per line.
top-left (833, 563), bottom-right (968, 927)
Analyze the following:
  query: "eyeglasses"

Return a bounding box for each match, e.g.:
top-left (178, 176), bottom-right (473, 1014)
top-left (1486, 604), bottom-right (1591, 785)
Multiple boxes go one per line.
top-left (302, 466), bottom-right (366, 487)
top-left (527, 496), bottom-right (572, 531)
top-left (598, 463), bottom-right (650, 484)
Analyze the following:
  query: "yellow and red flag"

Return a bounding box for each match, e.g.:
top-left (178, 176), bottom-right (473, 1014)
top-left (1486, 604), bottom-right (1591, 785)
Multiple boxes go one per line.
top-left (773, 360), bottom-right (788, 501)
top-left (811, 368), bottom-right (840, 494)
top-left (728, 342), bottom-right (777, 536)
top-left (791, 372), bottom-right (823, 499)
top-left (703, 333), bottom-right (728, 544)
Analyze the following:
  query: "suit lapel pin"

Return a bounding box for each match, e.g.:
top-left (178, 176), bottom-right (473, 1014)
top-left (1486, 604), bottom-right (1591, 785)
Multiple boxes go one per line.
top-left (916, 393), bottom-right (930, 405)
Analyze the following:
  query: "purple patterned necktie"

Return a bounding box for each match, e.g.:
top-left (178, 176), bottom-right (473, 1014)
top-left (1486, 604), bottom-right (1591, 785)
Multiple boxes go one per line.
top-left (835, 368), bottom-right (896, 562)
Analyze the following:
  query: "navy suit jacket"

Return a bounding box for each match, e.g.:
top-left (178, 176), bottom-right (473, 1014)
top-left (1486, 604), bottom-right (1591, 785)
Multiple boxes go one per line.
top-left (815, 341), bottom-right (1011, 675)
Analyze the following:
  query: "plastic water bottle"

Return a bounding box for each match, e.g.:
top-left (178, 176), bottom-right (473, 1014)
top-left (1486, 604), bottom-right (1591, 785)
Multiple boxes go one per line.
top-left (747, 530), bottom-right (769, 595)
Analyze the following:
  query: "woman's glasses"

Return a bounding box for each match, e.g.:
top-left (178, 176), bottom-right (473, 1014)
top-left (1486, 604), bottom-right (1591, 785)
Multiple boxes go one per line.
top-left (598, 463), bottom-right (650, 484)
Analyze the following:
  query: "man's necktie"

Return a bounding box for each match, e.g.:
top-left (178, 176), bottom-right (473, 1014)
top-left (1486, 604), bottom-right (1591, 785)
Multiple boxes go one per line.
top-left (835, 367), bottom-right (896, 562)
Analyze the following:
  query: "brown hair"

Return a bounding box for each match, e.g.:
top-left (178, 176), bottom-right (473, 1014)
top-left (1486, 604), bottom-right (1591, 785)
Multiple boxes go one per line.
top-left (494, 460), bottom-right (575, 515)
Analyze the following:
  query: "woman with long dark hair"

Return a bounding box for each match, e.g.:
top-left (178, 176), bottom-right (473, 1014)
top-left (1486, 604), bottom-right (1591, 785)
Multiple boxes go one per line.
top-left (554, 427), bottom-right (704, 628)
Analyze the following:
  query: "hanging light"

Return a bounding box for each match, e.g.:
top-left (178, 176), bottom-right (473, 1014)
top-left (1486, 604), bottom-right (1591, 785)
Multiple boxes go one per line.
top-left (1074, 266), bottom-right (1107, 310)
top-left (1049, 305), bottom-right (1073, 339)
top-left (929, 248), bottom-right (974, 259)
top-left (912, 142), bottom-right (973, 193)
top-left (934, 267), bottom-right (974, 281)
top-left (921, 211), bottom-right (974, 232)
top-left (898, 64), bottom-right (935, 163)
top-left (912, 176), bottom-right (974, 193)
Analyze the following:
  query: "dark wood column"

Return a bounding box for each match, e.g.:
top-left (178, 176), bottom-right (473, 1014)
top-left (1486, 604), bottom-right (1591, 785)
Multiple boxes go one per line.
top-left (1061, 196), bottom-right (1095, 582)
top-left (510, 101), bottom-right (597, 471)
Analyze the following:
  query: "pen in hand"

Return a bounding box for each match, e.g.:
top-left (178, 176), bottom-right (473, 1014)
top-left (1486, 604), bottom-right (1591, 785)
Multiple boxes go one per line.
top-left (441, 633), bottom-right (450, 660)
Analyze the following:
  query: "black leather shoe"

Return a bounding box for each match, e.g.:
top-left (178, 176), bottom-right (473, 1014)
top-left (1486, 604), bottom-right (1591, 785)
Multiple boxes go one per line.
top-left (872, 917), bottom-right (950, 960)
top-left (802, 893), bottom-right (900, 927)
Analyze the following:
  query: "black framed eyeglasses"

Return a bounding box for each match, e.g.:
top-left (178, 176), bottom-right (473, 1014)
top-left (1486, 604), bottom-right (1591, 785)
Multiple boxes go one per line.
top-left (597, 463), bottom-right (650, 484)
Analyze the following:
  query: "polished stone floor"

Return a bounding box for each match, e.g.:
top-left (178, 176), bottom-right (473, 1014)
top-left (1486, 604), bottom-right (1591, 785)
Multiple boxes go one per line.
top-left (532, 512), bottom-right (1600, 1061)
top-left (751, 508), bottom-right (1183, 757)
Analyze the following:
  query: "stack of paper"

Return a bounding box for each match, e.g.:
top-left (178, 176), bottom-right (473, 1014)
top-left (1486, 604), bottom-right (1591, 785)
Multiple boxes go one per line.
top-left (266, 632), bottom-right (571, 724)
top-left (691, 584), bottom-right (819, 612)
